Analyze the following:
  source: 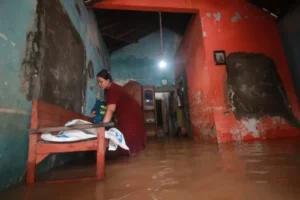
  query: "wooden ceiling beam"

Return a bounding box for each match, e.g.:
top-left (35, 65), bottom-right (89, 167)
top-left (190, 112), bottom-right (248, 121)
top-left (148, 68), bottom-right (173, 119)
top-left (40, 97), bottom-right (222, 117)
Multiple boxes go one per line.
top-left (115, 29), bottom-right (136, 38)
top-left (102, 33), bottom-right (138, 44)
top-left (100, 21), bottom-right (121, 31)
top-left (108, 44), bottom-right (128, 52)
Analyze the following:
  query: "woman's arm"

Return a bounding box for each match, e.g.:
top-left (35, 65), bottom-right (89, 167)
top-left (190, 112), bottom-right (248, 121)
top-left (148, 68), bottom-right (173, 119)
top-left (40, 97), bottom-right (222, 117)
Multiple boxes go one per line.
top-left (102, 104), bottom-right (116, 123)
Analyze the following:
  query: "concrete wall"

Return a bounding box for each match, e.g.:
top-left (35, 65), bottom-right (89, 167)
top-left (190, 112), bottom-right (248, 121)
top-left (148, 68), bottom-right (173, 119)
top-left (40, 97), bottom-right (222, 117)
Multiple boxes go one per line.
top-left (0, 0), bottom-right (108, 191)
top-left (175, 16), bottom-right (217, 142)
top-left (110, 29), bottom-right (181, 86)
top-left (60, 0), bottom-right (109, 114)
top-left (278, 5), bottom-right (300, 102)
top-left (0, 0), bottom-right (37, 191)
top-left (95, 0), bottom-right (300, 143)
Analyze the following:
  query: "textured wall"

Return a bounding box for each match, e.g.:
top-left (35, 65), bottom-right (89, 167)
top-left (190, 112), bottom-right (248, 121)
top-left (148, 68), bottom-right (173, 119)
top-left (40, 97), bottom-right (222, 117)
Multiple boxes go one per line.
top-left (0, 0), bottom-right (108, 191)
top-left (110, 29), bottom-right (181, 86)
top-left (60, 0), bottom-right (109, 114)
top-left (226, 52), bottom-right (298, 124)
top-left (175, 16), bottom-right (217, 142)
top-left (96, 0), bottom-right (300, 143)
top-left (37, 0), bottom-right (86, 113)
top-left (278, 5), bottom-right (300, 102)
top-left (0, 0), bottom-right (38, 191)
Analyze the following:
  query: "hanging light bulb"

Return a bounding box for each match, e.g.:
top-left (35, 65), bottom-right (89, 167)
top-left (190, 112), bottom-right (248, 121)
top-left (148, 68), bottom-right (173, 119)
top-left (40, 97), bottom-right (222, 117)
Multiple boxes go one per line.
top-left (158, 12), bottom-right (167, 69)
top-left (159, 60), bottom-right (167, 68)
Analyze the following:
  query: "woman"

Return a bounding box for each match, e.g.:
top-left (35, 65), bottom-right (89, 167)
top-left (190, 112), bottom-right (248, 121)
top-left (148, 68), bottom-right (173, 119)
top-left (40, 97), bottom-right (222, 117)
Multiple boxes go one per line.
top-left (96, 69), bottom-right (147, 155)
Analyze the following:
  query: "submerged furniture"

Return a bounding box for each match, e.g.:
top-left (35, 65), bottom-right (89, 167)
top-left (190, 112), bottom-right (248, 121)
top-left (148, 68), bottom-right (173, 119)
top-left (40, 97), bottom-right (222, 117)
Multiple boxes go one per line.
top-left (142, 86), bottom-right (157, 137)
top-left (123, 82), bottom-right (157, 137)
top-left (123, 80), bottom-right (143, 107)
top-left (27, 99), bottom-right (113, 184)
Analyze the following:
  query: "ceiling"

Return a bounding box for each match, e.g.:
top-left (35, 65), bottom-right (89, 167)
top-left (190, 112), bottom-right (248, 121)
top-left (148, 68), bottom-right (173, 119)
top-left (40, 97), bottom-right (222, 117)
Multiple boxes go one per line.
top-left (248, 0), bottom-right (300, 19)
top-left (93, 9), bottom-right (193, 53)
top-left (92, 1), bottom-right (300, 53)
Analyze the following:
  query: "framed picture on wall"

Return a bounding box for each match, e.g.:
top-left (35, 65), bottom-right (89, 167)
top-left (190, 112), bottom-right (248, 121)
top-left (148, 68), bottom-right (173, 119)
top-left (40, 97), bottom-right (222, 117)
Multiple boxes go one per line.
top-left (213, 50), bottom-right (227, 65)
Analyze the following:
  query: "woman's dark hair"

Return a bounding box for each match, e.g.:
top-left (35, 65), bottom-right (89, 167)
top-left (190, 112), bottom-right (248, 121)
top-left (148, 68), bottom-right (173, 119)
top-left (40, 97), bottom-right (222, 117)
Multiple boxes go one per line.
top-left (97, 69), bottom-right (113, 82)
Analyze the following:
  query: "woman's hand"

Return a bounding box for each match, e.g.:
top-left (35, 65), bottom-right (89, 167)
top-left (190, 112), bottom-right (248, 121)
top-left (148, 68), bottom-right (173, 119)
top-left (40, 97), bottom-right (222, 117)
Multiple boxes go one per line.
top-left (102, 104), bottom-right (116, 123)
top-left (92, 111), bottom-right (96, 117)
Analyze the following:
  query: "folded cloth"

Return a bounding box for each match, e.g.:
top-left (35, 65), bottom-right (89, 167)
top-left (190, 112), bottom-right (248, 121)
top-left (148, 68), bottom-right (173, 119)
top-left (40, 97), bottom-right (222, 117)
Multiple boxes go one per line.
top-left (41, 119), bottom-right (129, 151)
top-left (105, 128), bottom-right (129, 151)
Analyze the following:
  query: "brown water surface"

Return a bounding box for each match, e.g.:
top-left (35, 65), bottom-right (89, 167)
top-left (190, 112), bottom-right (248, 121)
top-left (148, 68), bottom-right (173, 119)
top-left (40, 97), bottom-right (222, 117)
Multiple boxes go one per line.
top-left (2, 138), bottom-right (300, 200)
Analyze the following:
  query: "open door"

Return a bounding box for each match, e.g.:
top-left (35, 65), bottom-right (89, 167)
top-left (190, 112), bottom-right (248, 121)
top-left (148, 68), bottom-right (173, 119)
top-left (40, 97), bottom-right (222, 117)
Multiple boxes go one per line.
top-left (162, 98), bottom-right (168, 134)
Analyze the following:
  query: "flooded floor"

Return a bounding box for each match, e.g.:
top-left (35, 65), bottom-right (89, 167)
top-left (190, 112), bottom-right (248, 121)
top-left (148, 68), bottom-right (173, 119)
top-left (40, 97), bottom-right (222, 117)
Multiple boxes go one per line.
top-left (2, 138), bottom-right (300, 200)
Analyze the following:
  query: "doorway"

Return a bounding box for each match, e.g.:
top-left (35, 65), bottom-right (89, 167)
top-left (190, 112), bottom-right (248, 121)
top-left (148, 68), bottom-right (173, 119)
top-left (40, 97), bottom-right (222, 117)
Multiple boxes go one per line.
top-left (176, 69), bottom-right (192, 137)
top-left (155, 92), bottom-right (170, 138)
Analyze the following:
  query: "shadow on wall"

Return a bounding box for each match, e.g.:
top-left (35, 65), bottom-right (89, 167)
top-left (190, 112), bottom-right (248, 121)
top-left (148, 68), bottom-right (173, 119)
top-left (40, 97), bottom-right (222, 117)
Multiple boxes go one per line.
top-left (226, 52), bottom-right (300, 128)
top-left (278, 4), bottom-right (300, 102)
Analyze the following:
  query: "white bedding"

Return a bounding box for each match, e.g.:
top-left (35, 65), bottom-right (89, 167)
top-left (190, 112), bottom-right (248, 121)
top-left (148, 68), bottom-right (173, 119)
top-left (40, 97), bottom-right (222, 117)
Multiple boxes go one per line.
top-left (41, 119), bottom-right (129, 151)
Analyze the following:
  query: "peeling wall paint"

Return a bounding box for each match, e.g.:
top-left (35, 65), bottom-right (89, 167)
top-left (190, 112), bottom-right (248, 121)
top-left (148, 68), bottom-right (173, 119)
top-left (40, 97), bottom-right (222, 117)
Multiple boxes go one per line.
top-left (0, 32), bottom-right (16, 46)
top-left (20, 0), bottom-right (43, 101)
top-left (39, 0), bottom-right (86, 114)
top-left (213, 12), bottom-right (221, 22)
top-left (218, 116), bottom-right (298, 143)
top-left (60, 0), bottom-right (109, 113)
top-left (0, 0), bottom-right (38, 191)
top-left (0, 108), bottom-right (30, 115)
top-left (226, 52), bottom-right (296, 123)
top-left (55, 0), bottom-right (109, 114)
top-left (241, 118), bottom-right (260, 138)
top-left (231, 12), bottom-right (241, 22)
top-left (175, 15), bottom-right (216, 142)
top-left (0, 0), bottom-right (108, 191)
top-left (102, 0), bottom-right (300, 143)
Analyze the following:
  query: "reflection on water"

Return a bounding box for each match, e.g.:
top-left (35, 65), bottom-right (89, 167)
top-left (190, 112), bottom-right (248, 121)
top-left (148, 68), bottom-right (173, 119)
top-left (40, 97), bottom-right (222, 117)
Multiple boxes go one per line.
top-left (2, 138), bottom-right (300, 200)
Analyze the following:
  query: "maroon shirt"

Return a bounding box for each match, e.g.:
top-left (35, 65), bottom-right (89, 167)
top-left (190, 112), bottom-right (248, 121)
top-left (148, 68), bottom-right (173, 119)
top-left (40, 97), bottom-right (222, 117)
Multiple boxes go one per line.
top-left (105, 82), bottom-right (146, 155)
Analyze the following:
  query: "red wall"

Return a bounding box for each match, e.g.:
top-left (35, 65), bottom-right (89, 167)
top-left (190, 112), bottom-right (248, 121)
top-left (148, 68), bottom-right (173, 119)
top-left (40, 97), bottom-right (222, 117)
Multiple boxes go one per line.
top-left (94, 0), bottom-right (300, 143)
top-left (175, 16), bottom-right (217, 141)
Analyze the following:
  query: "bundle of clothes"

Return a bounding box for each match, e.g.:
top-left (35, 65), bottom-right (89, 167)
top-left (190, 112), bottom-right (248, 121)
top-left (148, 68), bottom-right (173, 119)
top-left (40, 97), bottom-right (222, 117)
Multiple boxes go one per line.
top-left (41, 99), bottom-right (129, 151)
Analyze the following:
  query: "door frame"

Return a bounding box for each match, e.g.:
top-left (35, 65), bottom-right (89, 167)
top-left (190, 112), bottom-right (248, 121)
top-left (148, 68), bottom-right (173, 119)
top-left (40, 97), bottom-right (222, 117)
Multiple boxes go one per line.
top-left (176, 70), bottom-right (193, 137)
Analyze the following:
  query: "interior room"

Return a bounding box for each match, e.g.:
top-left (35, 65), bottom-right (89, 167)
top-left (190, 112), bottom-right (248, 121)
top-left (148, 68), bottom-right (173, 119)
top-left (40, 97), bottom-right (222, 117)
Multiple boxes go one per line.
top-left (1, 0), bottom-right (300, 199)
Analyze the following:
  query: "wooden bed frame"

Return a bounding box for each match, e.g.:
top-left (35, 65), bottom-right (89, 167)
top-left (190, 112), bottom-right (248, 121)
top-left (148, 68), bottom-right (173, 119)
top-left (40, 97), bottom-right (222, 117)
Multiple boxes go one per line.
top-left (27, 99), bottom-right (111, 184)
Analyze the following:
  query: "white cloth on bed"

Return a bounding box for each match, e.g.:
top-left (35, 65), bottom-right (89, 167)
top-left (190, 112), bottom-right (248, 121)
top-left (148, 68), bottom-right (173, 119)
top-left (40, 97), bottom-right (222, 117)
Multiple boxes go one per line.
top-left (41, 119), bottom-right (129, 151)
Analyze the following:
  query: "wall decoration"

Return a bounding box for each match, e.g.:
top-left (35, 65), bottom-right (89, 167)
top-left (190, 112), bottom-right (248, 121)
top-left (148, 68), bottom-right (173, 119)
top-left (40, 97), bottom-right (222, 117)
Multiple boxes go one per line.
top-left (161, 79), bottom-right (168, 86)
top-left (213, 50), bottom-right (227, 65)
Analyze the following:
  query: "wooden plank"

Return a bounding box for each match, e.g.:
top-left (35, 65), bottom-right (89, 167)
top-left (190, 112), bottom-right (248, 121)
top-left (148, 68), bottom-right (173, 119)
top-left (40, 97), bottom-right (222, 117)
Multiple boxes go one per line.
top-left (36, 100), bottom-right (91, 120)
top-left (155, 85), bottom-right (176, 93)
top-left (93, 3), bottom-right (199, 14)
top-left (102, 32), bottom-right (138, 43)
top-left (27, 101), bottom-right (39, 184)
top-left (30, 122), bottom-right (114, 133)
top-left (42, 177), bottom-right (98, 184)
top-left (36, 140), bottom-right (98, 154)
top-left (27, 135), bottom-right (38, 184)
top-left (37, 113), bottom-right (92, 126)
top-left (31, 100), bottom-right (39, 129)
top-left (37, 116), bottom-right (92, 128)
top-left (27, 99), bottom-right (109, 185)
